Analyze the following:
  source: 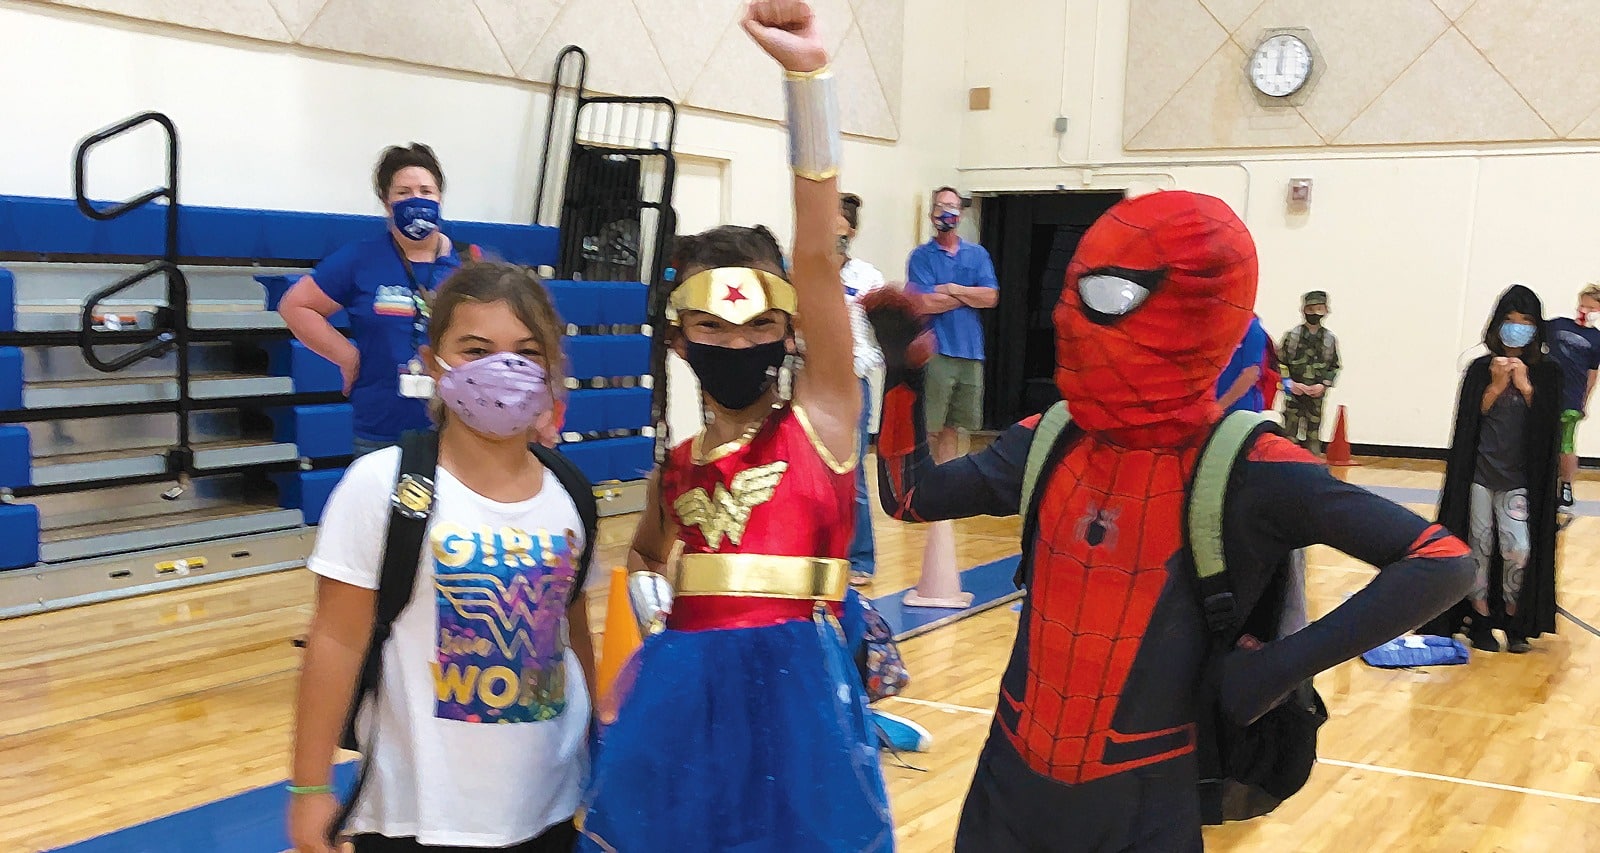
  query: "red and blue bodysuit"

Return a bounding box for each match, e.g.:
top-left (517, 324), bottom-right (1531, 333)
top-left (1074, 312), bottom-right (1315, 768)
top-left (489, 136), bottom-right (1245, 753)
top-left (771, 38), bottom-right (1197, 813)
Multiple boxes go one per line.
top-left (872, 191), bottom-right (1474, 851)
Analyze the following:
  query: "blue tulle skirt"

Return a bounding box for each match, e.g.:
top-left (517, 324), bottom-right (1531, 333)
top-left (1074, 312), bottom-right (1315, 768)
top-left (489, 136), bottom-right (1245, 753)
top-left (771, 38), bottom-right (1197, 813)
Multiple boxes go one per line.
top-left (578, 614), bottom-right (893, 853)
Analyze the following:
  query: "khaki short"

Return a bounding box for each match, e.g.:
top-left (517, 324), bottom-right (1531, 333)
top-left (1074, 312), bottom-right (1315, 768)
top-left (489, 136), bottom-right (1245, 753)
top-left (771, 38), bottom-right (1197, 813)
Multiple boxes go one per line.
top-left (925, 354), bottom-right (984, 432)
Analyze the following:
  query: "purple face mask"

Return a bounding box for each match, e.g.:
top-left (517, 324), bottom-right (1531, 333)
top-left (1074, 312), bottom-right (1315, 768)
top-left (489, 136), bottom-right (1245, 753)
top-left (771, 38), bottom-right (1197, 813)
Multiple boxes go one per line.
top-left (436, 353), bottom-right (553, 438)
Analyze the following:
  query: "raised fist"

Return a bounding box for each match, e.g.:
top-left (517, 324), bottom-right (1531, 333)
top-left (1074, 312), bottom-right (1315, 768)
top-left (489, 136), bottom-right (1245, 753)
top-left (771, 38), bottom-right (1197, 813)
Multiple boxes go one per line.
top-left (742, 0), bottom-right (827, 74)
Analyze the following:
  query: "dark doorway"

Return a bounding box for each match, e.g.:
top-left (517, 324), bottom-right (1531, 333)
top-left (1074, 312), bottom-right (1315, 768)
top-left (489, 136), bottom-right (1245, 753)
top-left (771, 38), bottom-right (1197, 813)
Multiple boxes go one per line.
top-left (978, 191), bottom-right (1124, 428)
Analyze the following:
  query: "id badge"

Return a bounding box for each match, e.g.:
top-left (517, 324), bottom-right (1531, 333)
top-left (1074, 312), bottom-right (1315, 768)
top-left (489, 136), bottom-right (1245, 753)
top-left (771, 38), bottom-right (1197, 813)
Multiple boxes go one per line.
top-left (398, 360), bottom-right (435, 399)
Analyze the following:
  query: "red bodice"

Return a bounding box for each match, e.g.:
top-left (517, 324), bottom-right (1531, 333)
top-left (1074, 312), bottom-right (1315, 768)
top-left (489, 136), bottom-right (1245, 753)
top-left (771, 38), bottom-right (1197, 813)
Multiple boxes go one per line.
top-left (662, 404), bottom-right (856, 561)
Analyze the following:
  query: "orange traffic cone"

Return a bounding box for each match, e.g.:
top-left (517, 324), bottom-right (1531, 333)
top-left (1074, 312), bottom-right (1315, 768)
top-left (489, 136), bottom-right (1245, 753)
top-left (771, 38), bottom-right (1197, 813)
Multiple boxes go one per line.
top-left (1325, 405), bottom-right (1356, 468)
top-left (597, 567), bottom-right (642, 705)
top-left (903, 520), bottom-right (974, 609)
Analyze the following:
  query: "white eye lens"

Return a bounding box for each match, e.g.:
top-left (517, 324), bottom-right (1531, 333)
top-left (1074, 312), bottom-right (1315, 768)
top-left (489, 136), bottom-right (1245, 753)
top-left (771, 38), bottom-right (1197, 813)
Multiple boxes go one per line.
top-left (1078, 274), bottom-right (1151, 316)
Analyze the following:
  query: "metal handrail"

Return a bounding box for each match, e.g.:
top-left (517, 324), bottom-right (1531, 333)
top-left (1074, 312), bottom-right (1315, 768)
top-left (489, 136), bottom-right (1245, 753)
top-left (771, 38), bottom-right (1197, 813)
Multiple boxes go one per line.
top-left (71, 112), bottom-right (194, 488)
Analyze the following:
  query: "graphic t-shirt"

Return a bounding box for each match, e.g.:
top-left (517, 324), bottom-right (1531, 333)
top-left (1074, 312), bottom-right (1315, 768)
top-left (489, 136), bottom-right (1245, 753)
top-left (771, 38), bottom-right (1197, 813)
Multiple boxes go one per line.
top-left (1546, 317), bottom-right (1600, 413)
top-left (308, 447), bottom-right (590, 846)
top-left (311, 235), bottom-right (462, 442)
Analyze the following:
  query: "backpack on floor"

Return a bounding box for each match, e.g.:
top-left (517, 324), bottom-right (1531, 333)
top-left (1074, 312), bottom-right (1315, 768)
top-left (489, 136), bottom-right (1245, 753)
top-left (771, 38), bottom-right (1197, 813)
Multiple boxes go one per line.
top-left (331, 430), bottom-right (599, 837)
top-left (1020, 403), bottom-right (1328, 825)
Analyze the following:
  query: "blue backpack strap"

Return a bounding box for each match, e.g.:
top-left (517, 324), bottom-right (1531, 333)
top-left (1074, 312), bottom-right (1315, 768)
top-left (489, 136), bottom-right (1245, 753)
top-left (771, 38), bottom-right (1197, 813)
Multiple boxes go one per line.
top-left (1187, 411), bottom-right (1271, 637)
top-left (1021, 402), bottom-right (1072, 520)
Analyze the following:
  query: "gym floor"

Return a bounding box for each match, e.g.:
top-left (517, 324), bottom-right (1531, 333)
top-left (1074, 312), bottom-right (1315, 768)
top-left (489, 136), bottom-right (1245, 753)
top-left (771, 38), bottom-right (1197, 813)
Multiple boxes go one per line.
top-left (2, 458), bottom-right (1597, 852)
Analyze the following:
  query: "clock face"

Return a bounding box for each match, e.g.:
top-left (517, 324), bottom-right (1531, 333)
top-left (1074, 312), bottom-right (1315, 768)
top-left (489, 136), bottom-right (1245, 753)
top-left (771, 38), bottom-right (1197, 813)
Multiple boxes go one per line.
top-left (1250, 34), bottom-right (1313, 98)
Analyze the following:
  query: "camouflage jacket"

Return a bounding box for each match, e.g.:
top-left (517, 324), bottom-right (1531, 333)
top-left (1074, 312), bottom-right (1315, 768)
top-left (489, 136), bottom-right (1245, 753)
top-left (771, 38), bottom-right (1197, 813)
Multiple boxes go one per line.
top-left (1279, 324), bottom-right (1341, 386)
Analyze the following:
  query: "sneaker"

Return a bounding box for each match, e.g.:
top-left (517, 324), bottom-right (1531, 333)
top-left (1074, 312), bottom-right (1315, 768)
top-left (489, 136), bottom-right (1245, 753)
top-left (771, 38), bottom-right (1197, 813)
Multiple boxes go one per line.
top-left (1560, 481), bottom-right (1575, 509)
top-left (1468, 624), bottom-right (1501, 653)
top-left (871, 710), bottom-right (932, 753)
top-left (1505, 632), bottom-right (1531, 654)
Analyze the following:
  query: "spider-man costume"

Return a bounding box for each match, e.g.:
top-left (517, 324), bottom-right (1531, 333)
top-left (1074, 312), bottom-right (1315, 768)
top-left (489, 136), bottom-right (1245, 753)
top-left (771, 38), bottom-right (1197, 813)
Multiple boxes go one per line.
top-left (873, 191), bottom-right (1474, 851)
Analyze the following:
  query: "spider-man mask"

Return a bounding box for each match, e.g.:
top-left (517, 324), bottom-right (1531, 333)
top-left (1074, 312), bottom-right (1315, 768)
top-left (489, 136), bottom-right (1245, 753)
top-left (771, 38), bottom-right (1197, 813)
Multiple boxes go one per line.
top-left (1054, 191), bottom-right (1257, 447)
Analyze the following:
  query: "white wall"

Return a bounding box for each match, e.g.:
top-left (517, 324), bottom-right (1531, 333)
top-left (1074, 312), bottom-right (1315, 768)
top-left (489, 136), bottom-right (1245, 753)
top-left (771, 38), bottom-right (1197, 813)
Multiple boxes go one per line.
top-left (958, 0), bottom-right (1600, 451)
top-left (0, 1), bottom-right (966, 448)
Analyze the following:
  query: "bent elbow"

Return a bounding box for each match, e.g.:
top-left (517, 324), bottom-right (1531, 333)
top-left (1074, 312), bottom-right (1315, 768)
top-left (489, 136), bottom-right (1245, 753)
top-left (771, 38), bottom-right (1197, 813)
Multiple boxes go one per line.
top-left (1439, 554), bottom-right (1477, 599)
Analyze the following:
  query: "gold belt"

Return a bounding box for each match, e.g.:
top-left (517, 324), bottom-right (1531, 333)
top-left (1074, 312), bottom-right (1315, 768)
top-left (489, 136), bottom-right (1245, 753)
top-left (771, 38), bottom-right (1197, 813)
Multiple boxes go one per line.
top-left (675, 553), bottom-right (850, 601)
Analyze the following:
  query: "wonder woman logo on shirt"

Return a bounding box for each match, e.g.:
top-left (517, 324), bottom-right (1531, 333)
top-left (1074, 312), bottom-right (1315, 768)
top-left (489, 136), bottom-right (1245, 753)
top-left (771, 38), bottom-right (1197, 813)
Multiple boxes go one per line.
top-left (430, 523), bottom-right (577, 724)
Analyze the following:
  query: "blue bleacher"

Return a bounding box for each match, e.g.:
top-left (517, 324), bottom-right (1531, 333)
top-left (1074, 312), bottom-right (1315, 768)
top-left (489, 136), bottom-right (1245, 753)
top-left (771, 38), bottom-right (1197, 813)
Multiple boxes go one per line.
top-left (0, 195), bottom-right (561, 266)
top-left (0, 195), bottom-right (657, 551)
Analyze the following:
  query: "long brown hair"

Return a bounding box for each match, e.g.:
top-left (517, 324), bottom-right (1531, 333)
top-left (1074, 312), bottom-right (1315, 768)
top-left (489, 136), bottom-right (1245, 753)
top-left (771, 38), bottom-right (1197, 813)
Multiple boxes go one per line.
top-left (429, 261), bottom-right (568, 393)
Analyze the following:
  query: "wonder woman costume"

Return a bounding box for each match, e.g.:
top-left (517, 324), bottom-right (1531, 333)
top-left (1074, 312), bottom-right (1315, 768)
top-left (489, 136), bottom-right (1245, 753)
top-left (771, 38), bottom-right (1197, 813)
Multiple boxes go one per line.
top-left (577, 267), bottom-right (892, 853)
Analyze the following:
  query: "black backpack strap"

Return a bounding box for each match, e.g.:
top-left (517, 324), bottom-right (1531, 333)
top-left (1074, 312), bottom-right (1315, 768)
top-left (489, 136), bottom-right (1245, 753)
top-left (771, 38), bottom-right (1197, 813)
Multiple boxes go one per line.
top-left (531, 443), bottom-right (599, 599)
top-left (332, 429), bottom-right (438, 841)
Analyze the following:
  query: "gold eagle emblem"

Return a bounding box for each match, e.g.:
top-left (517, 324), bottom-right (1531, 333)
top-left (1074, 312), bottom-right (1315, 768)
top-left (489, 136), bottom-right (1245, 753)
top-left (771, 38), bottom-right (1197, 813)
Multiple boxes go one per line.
top-left (673, 461), bottom-right (789, 548)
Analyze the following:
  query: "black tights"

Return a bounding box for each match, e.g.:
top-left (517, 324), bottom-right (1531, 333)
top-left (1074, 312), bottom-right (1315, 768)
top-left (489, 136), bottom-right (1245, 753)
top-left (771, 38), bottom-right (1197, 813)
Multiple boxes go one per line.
top-left (352, 820), bottom-right (577, 853)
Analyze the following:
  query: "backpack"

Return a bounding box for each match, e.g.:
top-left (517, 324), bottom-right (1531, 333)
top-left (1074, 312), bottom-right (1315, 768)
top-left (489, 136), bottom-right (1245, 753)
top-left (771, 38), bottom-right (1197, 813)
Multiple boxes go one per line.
top-left (1019, 403), bottom-right (1328, 825)
top-left (331, 429), bottom-right (599, 835)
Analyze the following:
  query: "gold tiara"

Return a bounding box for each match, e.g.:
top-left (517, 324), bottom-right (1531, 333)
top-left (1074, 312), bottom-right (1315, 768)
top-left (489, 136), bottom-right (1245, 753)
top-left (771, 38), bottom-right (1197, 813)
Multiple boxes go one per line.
top-left (667, 267), bottom-right (798, 326)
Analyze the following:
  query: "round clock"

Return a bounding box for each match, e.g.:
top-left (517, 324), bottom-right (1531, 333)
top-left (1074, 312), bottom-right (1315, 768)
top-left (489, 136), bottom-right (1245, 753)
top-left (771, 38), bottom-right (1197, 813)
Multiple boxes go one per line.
top-left (1250, 33), bottom-right (1314, 98)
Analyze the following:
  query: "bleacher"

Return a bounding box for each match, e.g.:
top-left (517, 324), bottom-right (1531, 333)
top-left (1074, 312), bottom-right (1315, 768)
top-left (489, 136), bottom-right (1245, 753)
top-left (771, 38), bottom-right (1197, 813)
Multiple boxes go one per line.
top-left (0, 193), bottom-right (655, 617)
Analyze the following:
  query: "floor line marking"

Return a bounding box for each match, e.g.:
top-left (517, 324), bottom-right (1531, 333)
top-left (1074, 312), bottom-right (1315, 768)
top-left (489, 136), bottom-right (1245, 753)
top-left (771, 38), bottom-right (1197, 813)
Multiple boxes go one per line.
top-left (1318, 758), bottom-right (1600, 805)
top-left (883, 695), bottom-right (994, 716)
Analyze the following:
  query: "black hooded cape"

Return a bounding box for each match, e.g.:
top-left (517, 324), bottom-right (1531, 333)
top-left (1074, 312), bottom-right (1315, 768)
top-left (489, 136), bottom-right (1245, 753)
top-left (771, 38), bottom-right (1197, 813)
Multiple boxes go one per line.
top-left (1421, 354), bottom-right (1561, 638)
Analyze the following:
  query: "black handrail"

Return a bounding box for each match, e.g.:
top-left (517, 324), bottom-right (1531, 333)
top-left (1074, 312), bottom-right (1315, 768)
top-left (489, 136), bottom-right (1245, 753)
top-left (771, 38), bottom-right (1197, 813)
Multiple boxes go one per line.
top-left (534, 46), bottom-right (590, 225)
top-left (77, 261), bottom-right (180, 371)
top-left (71, 111), bottom-right (194, 485)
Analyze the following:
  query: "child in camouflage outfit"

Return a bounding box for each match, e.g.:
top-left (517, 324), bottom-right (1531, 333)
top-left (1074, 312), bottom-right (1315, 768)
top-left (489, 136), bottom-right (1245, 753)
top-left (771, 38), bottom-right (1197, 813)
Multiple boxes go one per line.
top-left (1280, 290), bottom-right (1342, 453)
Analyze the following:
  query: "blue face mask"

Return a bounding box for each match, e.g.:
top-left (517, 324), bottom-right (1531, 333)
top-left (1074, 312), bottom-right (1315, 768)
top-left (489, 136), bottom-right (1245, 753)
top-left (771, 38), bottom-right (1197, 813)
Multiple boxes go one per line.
top-left (1499, 322), bottom-right (1536, 349)
top-left (934, 210), bottom-right (960, 233)
top-left (392, 197), bottom-right (441, 242)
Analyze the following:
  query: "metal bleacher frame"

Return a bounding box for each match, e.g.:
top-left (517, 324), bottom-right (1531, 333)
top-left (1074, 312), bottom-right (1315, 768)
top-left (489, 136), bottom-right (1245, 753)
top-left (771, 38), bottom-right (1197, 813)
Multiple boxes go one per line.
top-left (533, 45), bottom-right (679, 518)
top-left (0, 46), bottom-right (677, 617)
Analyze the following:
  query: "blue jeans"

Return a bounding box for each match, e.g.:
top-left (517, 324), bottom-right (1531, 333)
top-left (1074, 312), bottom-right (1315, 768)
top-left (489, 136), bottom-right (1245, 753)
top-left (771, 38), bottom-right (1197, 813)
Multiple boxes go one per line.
top-left (849, 378), bottom-right (876, 576)
top-left (352, 437), bottom-right (395, 458)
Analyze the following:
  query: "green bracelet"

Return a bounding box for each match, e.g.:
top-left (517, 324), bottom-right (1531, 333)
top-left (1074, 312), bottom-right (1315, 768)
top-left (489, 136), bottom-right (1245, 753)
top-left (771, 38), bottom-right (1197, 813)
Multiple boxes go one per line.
top-left (287, 784), bottom-right (334, 795)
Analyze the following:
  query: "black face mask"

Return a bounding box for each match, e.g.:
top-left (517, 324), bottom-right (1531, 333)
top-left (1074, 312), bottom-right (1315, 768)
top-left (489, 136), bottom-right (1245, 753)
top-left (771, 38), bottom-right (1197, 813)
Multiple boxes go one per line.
top-left (684, 339), bottom-right (788, 411)
top-left (1304, 313), bottom-right (1323, 326)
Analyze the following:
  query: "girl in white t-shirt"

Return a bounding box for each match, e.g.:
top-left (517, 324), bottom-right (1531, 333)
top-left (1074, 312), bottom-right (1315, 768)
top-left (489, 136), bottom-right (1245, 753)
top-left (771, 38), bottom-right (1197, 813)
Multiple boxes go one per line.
top-left (289, 263), bottom-right (596, 853)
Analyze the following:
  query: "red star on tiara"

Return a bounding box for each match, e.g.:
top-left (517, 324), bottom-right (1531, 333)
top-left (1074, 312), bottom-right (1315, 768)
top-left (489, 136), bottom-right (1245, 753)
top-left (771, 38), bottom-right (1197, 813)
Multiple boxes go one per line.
top-left (723, 284), bottom-right (749, 304)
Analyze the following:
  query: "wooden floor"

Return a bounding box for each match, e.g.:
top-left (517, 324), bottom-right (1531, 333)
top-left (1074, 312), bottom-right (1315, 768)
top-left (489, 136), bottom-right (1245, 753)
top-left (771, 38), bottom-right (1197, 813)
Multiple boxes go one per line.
top-left (2, 457), bottom-right (1597, 851)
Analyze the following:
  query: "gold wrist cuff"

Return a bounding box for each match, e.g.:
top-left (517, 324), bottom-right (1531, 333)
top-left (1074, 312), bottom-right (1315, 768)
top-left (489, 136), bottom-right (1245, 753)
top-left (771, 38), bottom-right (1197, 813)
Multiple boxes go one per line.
top-left (785, 67), bottom-right (841, 183)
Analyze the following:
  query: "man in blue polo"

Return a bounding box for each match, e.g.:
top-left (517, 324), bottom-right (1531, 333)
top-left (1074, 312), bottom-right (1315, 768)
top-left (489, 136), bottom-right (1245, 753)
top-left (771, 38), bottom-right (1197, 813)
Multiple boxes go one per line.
top-left (906, 186), bottom-right (998, 464)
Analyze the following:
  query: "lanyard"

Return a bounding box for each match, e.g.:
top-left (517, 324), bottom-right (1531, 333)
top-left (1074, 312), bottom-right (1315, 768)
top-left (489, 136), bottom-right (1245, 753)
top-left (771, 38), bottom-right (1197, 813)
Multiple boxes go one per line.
top-left (392, 238), bottom-right (445, 352)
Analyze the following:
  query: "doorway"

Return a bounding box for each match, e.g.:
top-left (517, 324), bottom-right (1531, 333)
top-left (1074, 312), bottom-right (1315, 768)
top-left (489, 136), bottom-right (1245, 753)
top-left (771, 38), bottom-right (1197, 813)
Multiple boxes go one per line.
top-left (978, 191), bottom-right (1124, 428)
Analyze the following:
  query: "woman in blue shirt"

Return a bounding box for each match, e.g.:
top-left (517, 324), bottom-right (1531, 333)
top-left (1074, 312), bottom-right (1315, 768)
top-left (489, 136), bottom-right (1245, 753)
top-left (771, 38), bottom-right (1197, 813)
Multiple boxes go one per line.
top-left (1217, 313), bottom-right (1270, 414)
top-left (280, 144), bottom-right (462, 456)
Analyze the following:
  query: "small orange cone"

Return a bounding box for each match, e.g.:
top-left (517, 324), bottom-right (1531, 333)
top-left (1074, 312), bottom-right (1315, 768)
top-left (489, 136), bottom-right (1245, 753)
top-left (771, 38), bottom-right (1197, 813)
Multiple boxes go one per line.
top-left (597, 567), bottom-right (642, 705)
top-left (903, 520), bottom-right (974, 609)
top-left (1325, 405), bottom-right (1356, 468)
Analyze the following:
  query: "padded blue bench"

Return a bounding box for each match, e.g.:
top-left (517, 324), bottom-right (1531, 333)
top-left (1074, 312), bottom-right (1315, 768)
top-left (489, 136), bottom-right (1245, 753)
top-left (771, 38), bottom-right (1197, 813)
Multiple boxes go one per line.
top-left (0, 503), bottom-right (40, 569)
top-left (0, 425), bottom-right (30, 489)
top-left (268, 404), bottom-right (355, 459)
top-left (544, 281), bottom-right (649, 328)
top-left (0, 195), bottom-right (560, 267)
top-left (272, 468), bottom-right (345, 525)
top-left (560, 434), bottom-right (655, 483)
top-left (266, 340), bottom-right (343, 394)
top-left (566, 335), bottom-right (650, 380)
top-left (564, 387), bottom-right (652, 434)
